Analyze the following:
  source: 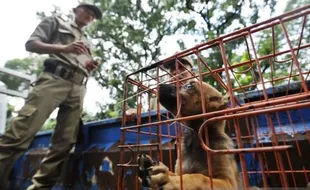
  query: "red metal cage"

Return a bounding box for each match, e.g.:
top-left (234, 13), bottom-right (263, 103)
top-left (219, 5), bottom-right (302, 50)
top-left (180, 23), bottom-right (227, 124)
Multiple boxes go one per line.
top-left (118, 4), bottom-right (310, 190)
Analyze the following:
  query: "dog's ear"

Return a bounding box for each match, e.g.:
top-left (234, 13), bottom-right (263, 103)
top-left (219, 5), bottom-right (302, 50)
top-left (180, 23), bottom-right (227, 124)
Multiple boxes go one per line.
top-left (207, 93), bottom-right (230, 111)
top-left (220, 94), bottom-right (230, 108)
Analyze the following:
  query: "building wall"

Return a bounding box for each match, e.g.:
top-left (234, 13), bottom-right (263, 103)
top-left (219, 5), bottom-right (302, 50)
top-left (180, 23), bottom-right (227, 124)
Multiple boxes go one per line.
top-left (0, 93), bottom-right (8, 134)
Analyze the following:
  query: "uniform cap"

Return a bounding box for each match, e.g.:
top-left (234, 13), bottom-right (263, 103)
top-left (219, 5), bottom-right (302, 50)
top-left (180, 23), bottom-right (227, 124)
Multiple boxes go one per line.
top-left (77, 2), bottom-right (102, 19)
top-left (163, 56), bottom-right (194, 69)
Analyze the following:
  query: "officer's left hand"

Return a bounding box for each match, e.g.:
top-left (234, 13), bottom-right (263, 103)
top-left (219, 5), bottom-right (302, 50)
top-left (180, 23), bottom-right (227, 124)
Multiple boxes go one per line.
top-left (85, 60), bottom-right (99, 71)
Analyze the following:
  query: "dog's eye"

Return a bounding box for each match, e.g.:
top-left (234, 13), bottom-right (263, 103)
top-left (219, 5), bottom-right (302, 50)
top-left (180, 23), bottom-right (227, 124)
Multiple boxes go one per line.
top-left (183, 83), bottom-right (193, 90)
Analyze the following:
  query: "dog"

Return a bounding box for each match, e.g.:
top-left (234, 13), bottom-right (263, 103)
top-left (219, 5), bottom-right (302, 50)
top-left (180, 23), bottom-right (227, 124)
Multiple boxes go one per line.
top-left (137, 79), bottom-right (241, 189)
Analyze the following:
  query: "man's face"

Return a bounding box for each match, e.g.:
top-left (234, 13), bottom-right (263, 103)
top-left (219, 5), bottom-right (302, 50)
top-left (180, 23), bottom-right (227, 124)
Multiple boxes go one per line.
top-left (74, 7), bottom-right (95, 27)
top-left (169, 64), bottom-right (192, 82)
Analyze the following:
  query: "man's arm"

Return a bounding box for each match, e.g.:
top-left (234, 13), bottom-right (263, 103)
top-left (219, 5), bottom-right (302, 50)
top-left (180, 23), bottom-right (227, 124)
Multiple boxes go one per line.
top-left (25, 40), bottom-right (65, 54)
top-left (26, 40), bottom-right (88, 55)
top-left (25, 16), bottom-right (88, 55)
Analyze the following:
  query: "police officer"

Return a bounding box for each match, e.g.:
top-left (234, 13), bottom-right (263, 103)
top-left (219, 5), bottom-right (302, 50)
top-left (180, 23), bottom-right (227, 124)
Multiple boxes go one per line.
top-left (0, 3), bottom-right (102, 190)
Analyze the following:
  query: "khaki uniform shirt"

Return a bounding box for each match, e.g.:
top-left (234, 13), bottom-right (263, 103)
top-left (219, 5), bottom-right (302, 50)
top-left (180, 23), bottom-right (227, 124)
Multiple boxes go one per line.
top-left (26, 15), bottom-right (93, 76)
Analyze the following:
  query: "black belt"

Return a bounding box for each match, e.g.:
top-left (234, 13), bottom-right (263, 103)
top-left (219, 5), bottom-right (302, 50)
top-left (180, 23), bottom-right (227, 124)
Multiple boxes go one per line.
top-left (43, 59), bottom-right (88, 85)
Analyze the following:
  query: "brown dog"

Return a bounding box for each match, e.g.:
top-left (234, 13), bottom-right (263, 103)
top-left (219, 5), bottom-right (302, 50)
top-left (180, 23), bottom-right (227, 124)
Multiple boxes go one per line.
top-left (137, 79), bottom-right (241, 189)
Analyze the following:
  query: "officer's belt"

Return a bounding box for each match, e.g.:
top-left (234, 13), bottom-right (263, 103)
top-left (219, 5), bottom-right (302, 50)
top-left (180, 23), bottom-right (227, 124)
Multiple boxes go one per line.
top-left (43, 59), bottom-right (88, 86)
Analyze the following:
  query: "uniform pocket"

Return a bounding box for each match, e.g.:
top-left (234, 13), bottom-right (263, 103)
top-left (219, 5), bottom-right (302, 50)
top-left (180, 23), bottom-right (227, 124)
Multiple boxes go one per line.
top-left (57, 27), bottom-right (75, 44)
top-left (12, 104), bottom-right (40, 140)
top-left (30, 72), bottom-right (51, 87)
top-left (58, 28), bottom-right (72, 34)
top-left (17, 104), bottom-right (38, 117)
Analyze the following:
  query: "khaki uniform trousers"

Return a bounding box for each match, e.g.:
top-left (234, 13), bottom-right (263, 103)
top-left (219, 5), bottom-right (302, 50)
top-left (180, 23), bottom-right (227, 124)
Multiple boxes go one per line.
top-left (0, 71), bottom-right (86, 190)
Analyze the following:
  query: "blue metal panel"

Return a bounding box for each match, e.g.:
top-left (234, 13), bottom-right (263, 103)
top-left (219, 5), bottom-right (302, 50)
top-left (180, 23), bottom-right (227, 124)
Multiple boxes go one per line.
top-left (9, 82), bottom-right (310, 189)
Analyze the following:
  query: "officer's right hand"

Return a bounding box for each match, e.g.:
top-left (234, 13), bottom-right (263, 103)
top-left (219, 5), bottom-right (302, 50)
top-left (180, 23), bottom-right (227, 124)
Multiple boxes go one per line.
top-left (61, 42), bottom-right (89, 54)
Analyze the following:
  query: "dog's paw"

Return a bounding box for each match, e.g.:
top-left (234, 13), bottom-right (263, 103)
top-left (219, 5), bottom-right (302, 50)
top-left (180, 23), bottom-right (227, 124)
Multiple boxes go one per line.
top-left (147, 164), bottom-right (170, 188)
top-left (137, 154), bottom-right (156, 171)
top-left (137, 154), bottom-right (169, 188)
top-left (137, 154), bottom-right (156, 187)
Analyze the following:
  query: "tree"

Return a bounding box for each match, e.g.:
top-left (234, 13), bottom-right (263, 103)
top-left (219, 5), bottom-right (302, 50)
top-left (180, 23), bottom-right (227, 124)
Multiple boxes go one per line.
top-left (41, 118), bottom-right (57, 131)
top-left (0, 56), bottom-right (56, 131)
top-left (5, 103), bottom-right (15, 129)
top-left (229, 0), bottom-right (310, 92)
top-left (285, 0), bottom-right (310, 12)
top-left (0, 56), bottom-right (45, 92)
top-left (86, 0), bottom-right (277, 118)
top-left (284, 0), bottom-right (310, 72)
top-left (1, 56), bottom-right (43, 129)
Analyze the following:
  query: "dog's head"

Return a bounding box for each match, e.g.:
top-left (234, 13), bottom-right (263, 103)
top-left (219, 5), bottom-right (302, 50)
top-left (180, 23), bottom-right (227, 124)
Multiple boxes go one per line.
top-left (158, 79), bottom-right (228, 117)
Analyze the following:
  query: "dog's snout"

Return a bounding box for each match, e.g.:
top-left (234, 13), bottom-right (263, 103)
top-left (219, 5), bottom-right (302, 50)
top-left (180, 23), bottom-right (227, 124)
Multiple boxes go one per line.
top-left (158, 84), bottom-right (170, 90)
top-left (158, 83), bottom-right (178, 113)
top-left (159, 84), bottom-right (176, 95)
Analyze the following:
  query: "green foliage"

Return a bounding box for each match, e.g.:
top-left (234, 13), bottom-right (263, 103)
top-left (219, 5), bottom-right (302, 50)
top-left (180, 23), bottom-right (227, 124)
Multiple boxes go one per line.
top-left (283, 0), bottom-right (310, 73)
top-left (85, 0), bottom-right (278, 118)
top-left (41, 118), bottom-right (57, 131)
top-left (285, 0), bottom-right (310, 12)
top-left (88, 0), bottom-right (184, 117)
top-left (5, 104), bottom-right (15, 129)
top-left (225, 0), bottom-right (310, 93)
top-left (0, 56), bottom-right (45, 91)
